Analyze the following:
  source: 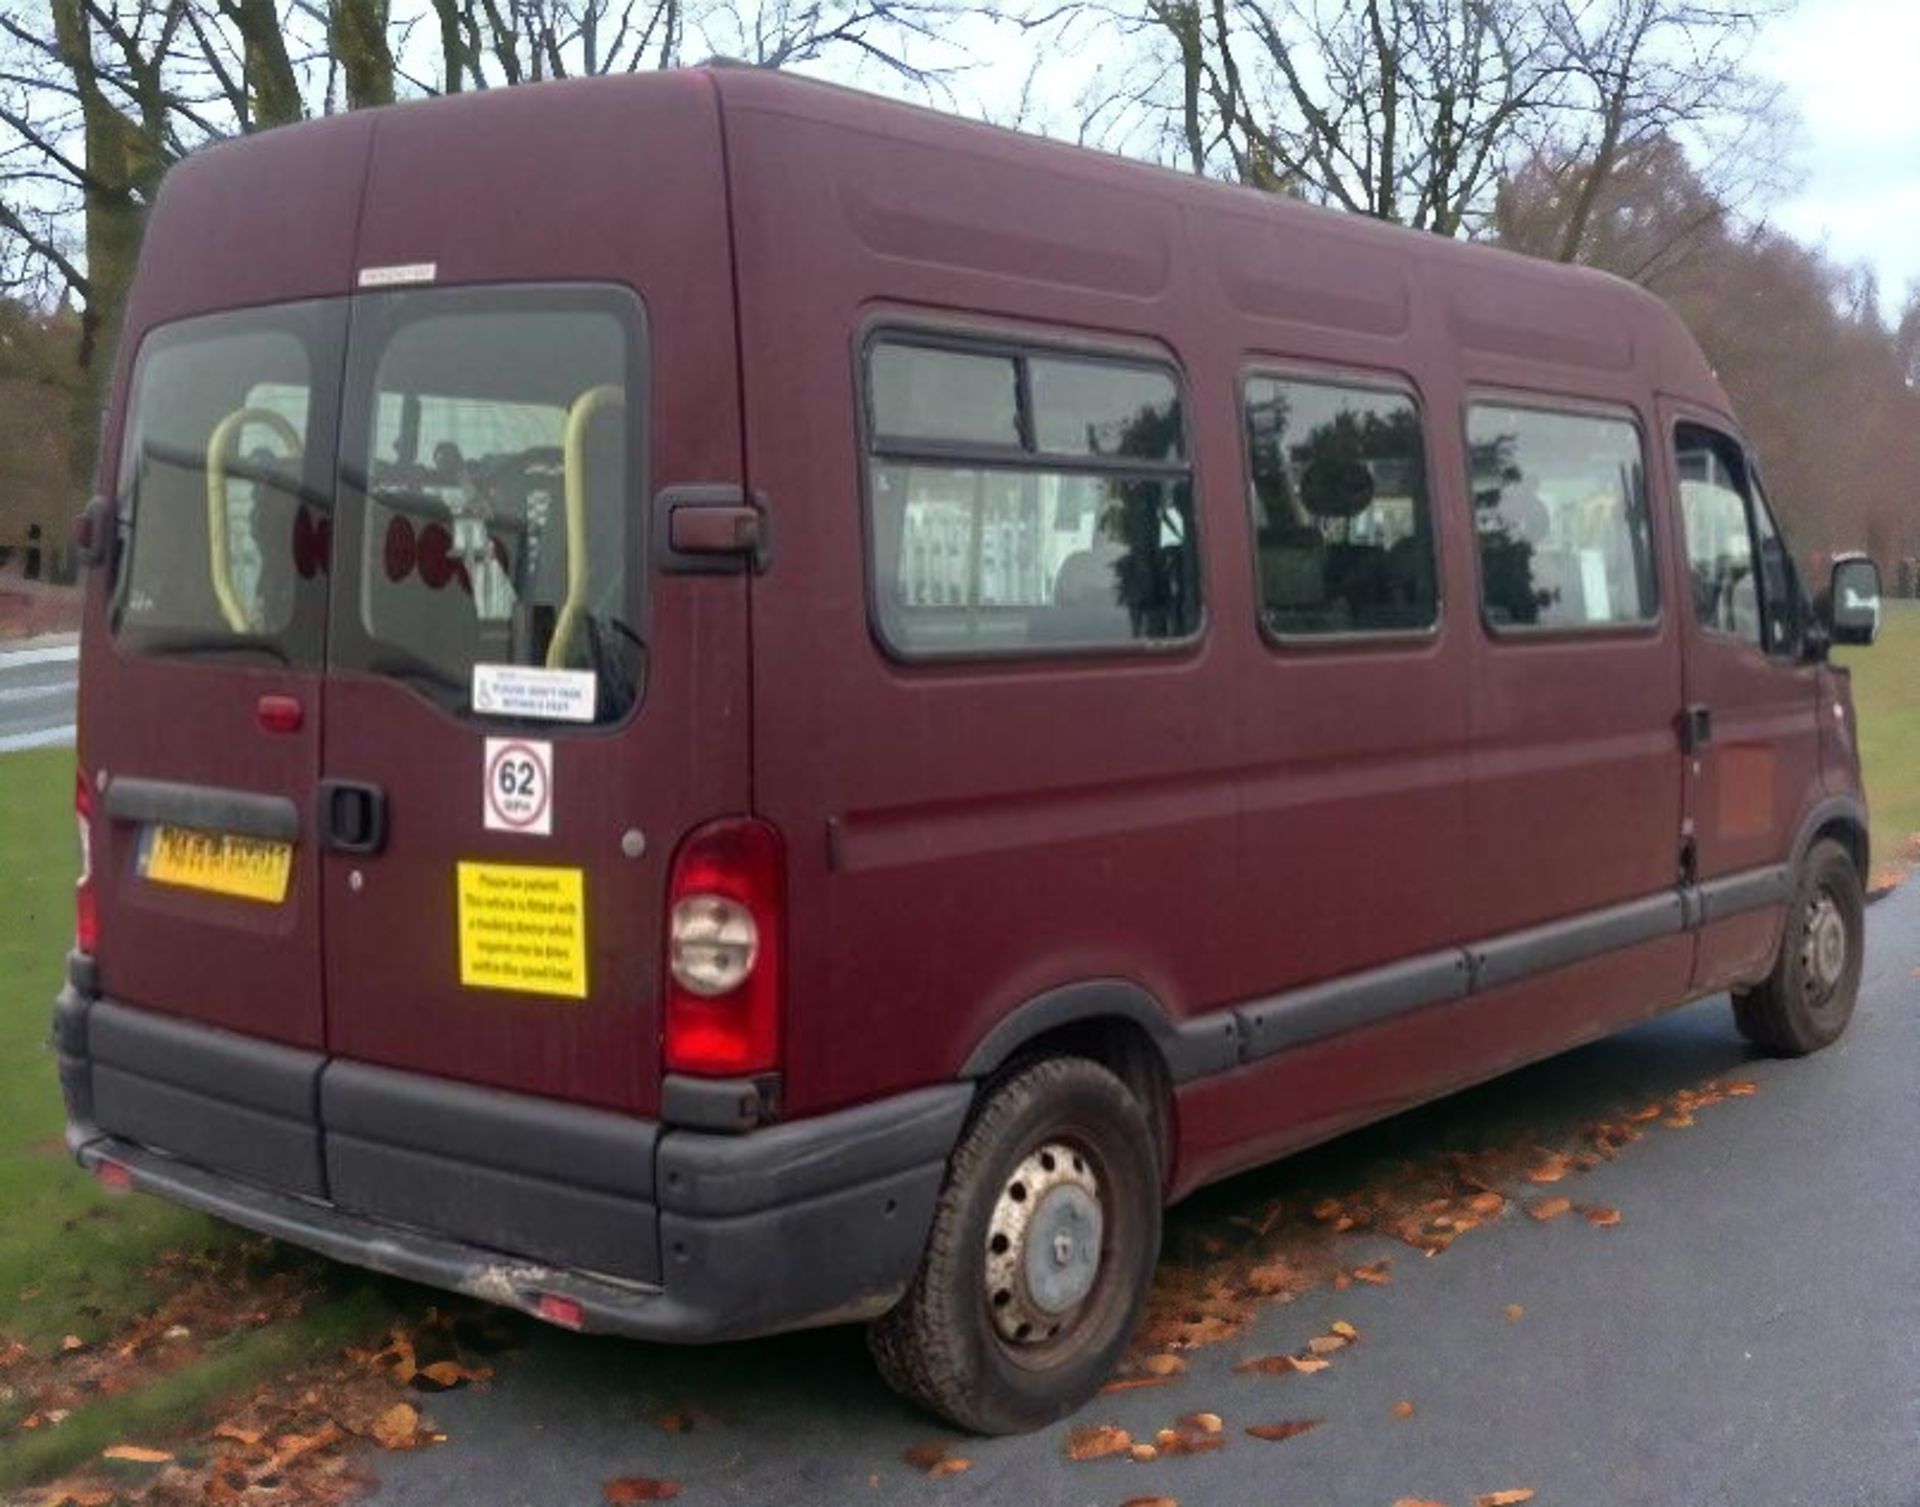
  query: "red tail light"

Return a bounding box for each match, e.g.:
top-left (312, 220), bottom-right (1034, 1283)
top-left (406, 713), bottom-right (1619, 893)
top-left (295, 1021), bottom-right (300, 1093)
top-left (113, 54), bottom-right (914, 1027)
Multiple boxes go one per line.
top-left (75, 767), bottom-right (98, 954)
top-left (663, 818), bottom-right (784, 1076)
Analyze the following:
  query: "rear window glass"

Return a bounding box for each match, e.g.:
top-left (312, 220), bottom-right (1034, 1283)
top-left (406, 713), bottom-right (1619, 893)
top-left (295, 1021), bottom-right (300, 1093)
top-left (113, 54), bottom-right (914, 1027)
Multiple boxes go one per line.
top-left (333, 288), bottom-right (643, 723)
top-left (1468, 404), bottom-right (1656, 631)
top-left (865, 336), bottom-right (1199, 657)
top-left (111, 302), bottom-right (341, 662)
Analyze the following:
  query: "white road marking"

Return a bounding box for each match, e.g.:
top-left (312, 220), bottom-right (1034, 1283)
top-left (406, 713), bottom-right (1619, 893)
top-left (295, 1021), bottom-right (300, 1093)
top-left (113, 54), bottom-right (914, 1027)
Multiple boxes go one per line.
top-left (0, 682), bottom-right (73, 706)
top-left (0, 642), bottom-right (80, 669)
top-left (0, 724), bottom-right (75, 753)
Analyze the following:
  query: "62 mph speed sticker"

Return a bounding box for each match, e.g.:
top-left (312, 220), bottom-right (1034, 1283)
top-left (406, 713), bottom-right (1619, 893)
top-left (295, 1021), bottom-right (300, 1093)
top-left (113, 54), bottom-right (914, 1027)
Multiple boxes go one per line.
top-left (484, 738), bottom-right (553, 836)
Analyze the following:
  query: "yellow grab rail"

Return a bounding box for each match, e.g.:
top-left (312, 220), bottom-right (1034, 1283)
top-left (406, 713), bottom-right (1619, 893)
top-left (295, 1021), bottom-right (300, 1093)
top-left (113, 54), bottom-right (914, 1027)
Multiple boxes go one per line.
top-left (547, 384), bottom-right (625, 670)
top-left (206, 406), bottom-right (303, 634)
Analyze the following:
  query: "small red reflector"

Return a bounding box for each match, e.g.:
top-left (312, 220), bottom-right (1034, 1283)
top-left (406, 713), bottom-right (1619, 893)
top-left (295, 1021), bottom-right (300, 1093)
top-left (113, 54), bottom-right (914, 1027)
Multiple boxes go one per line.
top-left (75, 768), bottom-right (98, 954)
top-left (256, 695), bottom-right (304, 734)
top-left (94, 1159), bottom-right (132, 1192)
top-left (534, 1293), bottom-right (585, 1330)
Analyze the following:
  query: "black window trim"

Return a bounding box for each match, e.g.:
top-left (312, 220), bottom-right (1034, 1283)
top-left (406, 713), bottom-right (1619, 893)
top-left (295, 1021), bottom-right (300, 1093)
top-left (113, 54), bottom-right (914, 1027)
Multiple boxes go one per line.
top-left (1463, 388), bottom-right (1664, 644)
top-left (1237, 359), bottom-right (1446, 652)
top-left (855, 317), bottom-right (1208, 667)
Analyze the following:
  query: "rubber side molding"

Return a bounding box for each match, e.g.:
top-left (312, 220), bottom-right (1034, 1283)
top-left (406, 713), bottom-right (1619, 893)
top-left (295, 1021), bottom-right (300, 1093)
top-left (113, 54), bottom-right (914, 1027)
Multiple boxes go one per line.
top-left (1236, 949), bottom-right (1470, 1063)
top-left (1469, 890), bottom-right (1685, 992)
top-left (104, 777), bottom-right (300, 842)
top-left (959, 979), bottom-right (1239, 1085)
top-left (1697, 865), bottom-right (1791, 924)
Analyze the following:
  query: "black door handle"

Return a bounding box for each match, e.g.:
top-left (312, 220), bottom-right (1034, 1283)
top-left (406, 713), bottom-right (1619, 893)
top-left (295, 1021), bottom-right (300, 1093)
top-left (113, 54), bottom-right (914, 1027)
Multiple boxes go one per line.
top-left (319, 780), bottom-right (388, 854)
top-left (1679, 704), bottom-right (1713, 754)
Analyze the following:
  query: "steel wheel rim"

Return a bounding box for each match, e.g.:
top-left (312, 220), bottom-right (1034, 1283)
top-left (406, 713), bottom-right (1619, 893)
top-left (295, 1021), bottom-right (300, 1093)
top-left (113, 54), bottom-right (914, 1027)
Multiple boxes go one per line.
top-left (1801, 888), bottom-right (1848, 1007)
top-left (983, 1140), bottom-right (1104, 1348)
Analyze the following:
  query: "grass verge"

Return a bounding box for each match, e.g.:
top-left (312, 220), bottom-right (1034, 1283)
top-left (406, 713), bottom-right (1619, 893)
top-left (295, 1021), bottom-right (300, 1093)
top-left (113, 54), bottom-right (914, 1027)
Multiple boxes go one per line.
top-left (1836, 596), bottom-right (1920, 870)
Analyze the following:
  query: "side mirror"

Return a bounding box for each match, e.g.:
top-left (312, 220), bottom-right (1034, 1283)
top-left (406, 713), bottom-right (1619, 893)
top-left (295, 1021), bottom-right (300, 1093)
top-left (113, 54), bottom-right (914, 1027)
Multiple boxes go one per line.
top-left (1827, 553), bottom-right (1881, 647)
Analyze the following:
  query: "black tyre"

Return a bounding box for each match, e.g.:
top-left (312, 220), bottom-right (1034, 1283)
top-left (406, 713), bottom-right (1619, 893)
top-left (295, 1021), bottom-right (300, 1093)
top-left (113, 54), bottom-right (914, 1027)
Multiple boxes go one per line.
top-left (1732, 838), bottom-right (1865, 1055)
top-left (867, 1055), bottom-right (1162, 1435)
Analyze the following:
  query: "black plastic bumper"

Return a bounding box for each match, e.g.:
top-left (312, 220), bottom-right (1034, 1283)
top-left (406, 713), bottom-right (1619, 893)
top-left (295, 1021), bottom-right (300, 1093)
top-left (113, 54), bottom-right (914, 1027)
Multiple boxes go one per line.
top-left (54, 960), bottom-right (971, 1342)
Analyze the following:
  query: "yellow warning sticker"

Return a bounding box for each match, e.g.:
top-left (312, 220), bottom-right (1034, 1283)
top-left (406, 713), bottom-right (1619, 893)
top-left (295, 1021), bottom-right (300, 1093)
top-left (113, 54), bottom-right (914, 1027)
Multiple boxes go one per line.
top-left (456, 862), bottom-right (588, 1000)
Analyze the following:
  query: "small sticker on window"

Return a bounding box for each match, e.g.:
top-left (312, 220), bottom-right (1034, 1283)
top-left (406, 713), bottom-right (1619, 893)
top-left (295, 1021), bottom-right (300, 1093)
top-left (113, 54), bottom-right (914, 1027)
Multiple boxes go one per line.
top-left (357, 262), bottom-right (438, 289)
top-left (472, 663), bottom-right (597, 723)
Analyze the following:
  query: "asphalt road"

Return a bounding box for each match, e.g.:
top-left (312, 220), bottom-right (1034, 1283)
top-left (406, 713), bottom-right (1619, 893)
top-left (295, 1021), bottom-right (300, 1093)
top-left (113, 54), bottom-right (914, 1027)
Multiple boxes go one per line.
top-left (0, 640), bottom-right (77, 753)
top-left (366, 882), bottom-right (1920, 1507)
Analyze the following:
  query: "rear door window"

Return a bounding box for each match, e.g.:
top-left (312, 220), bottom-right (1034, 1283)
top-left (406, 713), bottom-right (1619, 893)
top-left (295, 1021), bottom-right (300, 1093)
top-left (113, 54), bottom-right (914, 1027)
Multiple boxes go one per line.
top-left (111, 301), bottom-right (344, 663)
top-left (331, 286), bottom-right (644, 723)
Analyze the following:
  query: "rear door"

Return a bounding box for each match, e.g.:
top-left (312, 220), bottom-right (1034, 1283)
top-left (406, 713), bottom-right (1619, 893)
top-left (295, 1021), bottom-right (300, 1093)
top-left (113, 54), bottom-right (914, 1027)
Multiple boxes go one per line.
top-left (89, 298), bottom-right (346, 1050)
top-left (318, 80), bottom-right (748, 1114)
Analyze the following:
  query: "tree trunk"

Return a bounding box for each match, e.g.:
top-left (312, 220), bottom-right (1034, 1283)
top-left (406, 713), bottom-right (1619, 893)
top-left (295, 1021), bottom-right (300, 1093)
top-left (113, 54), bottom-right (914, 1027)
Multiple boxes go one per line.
top-left (333, 0), bottom-right (397, 108)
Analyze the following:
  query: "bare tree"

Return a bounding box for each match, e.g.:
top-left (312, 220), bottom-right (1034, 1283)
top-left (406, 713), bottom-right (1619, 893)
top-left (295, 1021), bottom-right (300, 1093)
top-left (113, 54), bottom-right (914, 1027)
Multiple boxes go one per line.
top-left (1042, 0), bottom-right (1788, 248)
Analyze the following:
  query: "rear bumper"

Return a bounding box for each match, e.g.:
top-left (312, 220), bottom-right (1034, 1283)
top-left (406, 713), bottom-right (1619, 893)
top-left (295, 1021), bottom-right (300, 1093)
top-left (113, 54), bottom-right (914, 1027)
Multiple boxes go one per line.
top-left (53, 960), bottom-right (971, 1342)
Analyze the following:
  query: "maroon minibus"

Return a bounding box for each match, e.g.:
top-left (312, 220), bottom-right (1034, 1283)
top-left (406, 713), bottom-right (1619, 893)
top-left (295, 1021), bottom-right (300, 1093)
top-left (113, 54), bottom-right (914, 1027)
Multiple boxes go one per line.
top-left (54, 65), bottom-right (1882, 1433)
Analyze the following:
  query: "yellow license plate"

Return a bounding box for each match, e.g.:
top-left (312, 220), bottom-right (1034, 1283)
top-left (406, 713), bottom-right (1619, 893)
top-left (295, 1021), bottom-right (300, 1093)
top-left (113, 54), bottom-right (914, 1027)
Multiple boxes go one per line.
top-left (139, 825), bottom-right (294, 904)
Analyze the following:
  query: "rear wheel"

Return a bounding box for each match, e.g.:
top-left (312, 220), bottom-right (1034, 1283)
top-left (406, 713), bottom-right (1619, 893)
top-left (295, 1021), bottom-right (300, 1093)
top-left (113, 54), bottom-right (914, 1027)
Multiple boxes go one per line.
top-left (868, 1055), bottom-right (1161, 1434)
top-left (1732, 838), bottom-right (1864, 1055)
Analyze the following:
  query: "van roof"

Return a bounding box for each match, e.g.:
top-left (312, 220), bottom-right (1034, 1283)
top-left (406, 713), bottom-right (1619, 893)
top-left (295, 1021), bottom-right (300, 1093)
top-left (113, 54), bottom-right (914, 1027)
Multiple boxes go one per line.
top-left (132, 65), bottom-right (1730, 421)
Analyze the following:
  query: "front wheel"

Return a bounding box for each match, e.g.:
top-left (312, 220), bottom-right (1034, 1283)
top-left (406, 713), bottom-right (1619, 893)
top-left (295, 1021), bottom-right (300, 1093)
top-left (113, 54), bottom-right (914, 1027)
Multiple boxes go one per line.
top-left (1732, 838), bottom-right (1865, 1055)
top-left (868, 1056), bottom-right (1162, 1434)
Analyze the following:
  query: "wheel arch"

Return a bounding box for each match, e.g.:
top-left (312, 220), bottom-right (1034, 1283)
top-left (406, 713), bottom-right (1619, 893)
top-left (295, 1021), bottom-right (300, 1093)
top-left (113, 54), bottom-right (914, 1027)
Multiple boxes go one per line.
top-left (958, 980), bottom-right (1239, 1193)
top-left (1793, 794), bottom-right (1869, 883)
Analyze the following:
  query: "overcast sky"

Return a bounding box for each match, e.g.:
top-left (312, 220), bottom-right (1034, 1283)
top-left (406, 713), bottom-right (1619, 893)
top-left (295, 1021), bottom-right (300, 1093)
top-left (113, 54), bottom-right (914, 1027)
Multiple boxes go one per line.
top-left (1757, 0), bottom-right (1920, 309)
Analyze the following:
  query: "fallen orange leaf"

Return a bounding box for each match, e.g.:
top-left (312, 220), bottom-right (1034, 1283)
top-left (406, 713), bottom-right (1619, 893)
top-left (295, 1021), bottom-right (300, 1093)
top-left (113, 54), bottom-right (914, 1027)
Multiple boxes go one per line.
top-left (1475, 1492), bottom-right (1536, 1506)
top-left (102, 1445), bottom-right (173, 1464)
top-left (370, 1402), bottom-right (424, 1451)
top-left (1527, 1197), bottom-right (1573, 1222)
top-left (1120, 1498), bottom-right (1180, 1507)
top-left (1725, 1081), bottom-right (1758, 1096)
top-left (1393, 1499), bottom-right (1449, 1507)
top-left (1245, 1418), bottom-right (1322, 1442)
top-left (1525, 1153), bottom-right (1573, 1184)
top-left (1129, 1443), bottom-right (1159, 1462)
top-left (1352, 1260), bottom-right (1394, 1285)
top-left (1289, 1355), bottom-right (1332, 1373)
top-left (602, 1477), bottom-right (681, 1503)
top-left (928, 1458), bottom-right (971, 1478)
top-left (1330, 1320), bottom-right (1358, 1339)
top-left (1102, 1375), bottom-right (1174, 1395)
top-left (1584, 1205), bottom-right (1622, 1228)
top-left (1066, 1424), bottom-right (1133, 1461)
top-left (1142, 1352), bottom-right (1188, 1377)
top-left (1504, 1303), bottom-right (1525, 1322)
top-left (1307, 1334), bottom-right (1348, 1355)
top-left (1393, 1399), bottom-right (1416, 1419)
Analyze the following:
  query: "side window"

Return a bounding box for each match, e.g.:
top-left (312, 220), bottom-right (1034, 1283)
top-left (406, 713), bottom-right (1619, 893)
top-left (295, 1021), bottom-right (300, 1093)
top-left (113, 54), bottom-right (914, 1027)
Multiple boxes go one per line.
top-left (1675, 425), bottom-right (1761, 647)
top-left (111, 302), bottom-right (340, 663)
top-left (1469, 404), bottom-right (1656, 631)
top-left (865, 336), bottom-right (1199, 657)
top-left (336, 287), bottom-right (642, 724)
top-left (1244, 375), bottom-right (1436, 636)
